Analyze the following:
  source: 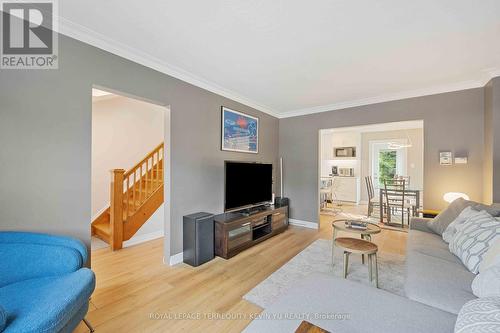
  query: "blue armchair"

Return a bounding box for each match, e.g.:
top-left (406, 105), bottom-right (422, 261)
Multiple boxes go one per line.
top-left (0, 232), bottom-right (96, 333)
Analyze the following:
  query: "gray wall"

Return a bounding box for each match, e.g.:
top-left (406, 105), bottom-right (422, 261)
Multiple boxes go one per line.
top-left (484, 77), bottom-right (500, 203)
top-left (280, 89), bottom-right (485, 224)
top-left (0, 34), bottom-right (279, 258)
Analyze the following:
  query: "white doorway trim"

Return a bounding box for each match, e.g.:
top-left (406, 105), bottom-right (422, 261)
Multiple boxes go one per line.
top-left (91, 85), bottom-right (172, 265)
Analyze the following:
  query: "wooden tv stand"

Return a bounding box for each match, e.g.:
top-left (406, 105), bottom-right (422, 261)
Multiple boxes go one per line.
top-left (214, 205), bottom-right (289, 259)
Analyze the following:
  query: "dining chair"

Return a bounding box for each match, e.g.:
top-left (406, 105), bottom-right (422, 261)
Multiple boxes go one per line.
top-left (320, 177), bottom-right (333, 209)
top-left (394, 175), bottom-right (411, 187)
top-left (365, 176), bottom-right (380, 217)
top-left (383, 179), bottom-right (412, 227)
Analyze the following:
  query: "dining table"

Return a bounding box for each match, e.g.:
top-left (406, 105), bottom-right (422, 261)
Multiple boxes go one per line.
top-left (379, 187), bottom-right (421, 223)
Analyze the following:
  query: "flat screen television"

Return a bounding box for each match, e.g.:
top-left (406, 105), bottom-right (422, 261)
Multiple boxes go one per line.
top-left (225, 161), bottom-right (273, 212)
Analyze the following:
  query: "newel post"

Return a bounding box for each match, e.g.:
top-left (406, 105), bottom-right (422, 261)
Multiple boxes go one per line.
top-left (110, 169), bottom-right (125, 251)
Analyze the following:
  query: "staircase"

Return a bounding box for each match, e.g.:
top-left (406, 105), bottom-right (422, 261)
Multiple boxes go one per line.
top-left (91, 143), bottom-right (164, 250)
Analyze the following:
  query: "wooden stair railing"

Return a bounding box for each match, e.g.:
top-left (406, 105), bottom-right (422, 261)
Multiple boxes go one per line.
top-left (92, 143), bottom-right (164, 250)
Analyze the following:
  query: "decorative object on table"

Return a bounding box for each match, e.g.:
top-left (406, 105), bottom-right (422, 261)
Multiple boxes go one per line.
top-left (443, 192), bottom-right (470, 203)
top-left (221, 106), bottom-right (258, 153)
top-left (439, 151), bottom-right (453, 165)
top-left (345, 220), bottom-right (367, 230)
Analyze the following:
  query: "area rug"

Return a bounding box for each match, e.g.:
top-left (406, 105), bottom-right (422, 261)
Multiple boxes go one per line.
top-left (243, 239), bottom-right (406, 308)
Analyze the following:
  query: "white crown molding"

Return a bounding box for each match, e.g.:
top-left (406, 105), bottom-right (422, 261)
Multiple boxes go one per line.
top-left (56, 17), bottom-right (280, 117)
top-left (277, 74), bottom-right (500, 118)
top-left (54, 16), bottom-right (499, 120)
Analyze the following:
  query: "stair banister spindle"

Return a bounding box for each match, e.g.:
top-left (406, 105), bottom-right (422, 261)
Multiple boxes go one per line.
top-left (133, 171), bottom-right (136, 209)
top-left (139, 165), bottom-right (143, 204)
top-left (126, 177), bottom-right (130, 218)
top-left (110, 169), bottom-right (125, 250)
top-left (146, 158), bottom-right (149, 196)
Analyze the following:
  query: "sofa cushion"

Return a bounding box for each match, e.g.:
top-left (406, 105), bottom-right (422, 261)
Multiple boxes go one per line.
top-left (428, 199), bottom-right (500, 236)
top-left (428, 198), bottom-right (472, 235)
top-left (472, 263), bottom-right (500, 298)
top-left (408, 229), bottom-right (463, 264)
top-left (449, 211), bottom-right (500, 273)
top-left (0, 243), bottom-right (83, 288)
top-left (454, 297), bottom-right (500, 333)
top-left (0, 232), bottom-right (88, 265)
top-left (243, 273), bottom-right (457, 333)
top-left (0, 268), bottom-right (95, 333)
top-left (405, 250), bottom-right (476, 314)
top-left (0, 305), bottom-right (6, 333)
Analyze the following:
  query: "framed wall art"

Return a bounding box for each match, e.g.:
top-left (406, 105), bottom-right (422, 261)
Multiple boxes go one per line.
top-left (221, 106), bottom-right (259, 154)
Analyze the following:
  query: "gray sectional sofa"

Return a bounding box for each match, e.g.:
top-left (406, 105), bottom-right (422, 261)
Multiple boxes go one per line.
top-left (243, 217), bottom-right (474, 333)
top-left (406, 217), bottom-right (476, 314)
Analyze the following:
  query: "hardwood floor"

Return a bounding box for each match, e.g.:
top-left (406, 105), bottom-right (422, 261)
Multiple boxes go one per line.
top-left (75, 206), bottom-right (407, 333)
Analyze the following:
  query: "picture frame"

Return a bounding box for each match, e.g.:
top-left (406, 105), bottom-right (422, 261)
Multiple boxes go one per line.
top-left (440, 151), bottom-right (453, 165)
top-left (221, 106), bottom-right (259, 154)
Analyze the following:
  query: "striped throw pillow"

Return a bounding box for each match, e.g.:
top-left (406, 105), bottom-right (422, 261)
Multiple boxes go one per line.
top-left (449, 210), bottom-right (500, 273)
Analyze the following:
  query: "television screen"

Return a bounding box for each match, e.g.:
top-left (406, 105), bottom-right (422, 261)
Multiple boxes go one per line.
top-left (225, 161), bottom-right (273, 211)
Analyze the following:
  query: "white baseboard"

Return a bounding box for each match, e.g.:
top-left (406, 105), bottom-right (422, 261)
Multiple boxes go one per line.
top-left (123, 230), bottom-right (164, 248)
top-left (169, 252), bottom-right (184, 266)
top-left (289, 219), bottom-right (319, 230)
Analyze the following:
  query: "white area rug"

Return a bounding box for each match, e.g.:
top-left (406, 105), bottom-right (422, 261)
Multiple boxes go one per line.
top-left (244, 239), bottom-right (406, 309)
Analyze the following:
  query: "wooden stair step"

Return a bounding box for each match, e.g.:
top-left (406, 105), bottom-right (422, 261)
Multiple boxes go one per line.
top-left (92, 220), bottom-right (111, 244)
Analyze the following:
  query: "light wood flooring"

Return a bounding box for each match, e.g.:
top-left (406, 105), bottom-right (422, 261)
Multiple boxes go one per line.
top-left (75, 205), bottom-right (407, 333)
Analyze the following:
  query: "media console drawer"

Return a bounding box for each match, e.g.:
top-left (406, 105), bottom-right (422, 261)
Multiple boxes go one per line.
top-left (214, 205), bottom-right (289, 259)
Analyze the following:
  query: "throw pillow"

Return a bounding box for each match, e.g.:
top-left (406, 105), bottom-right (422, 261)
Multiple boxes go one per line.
top-left (449, 210), bottom-right (500, 273)
top-left (455, 297), bottom-right (500, 333)
top-left (472, 263), bottom-right (500, 297)
top-left (0, 305), bottom-right (6, 332)
top-left (442, 207), bottom-right (480, 243)
top-left (474, 203), bottom-right (500, 217)
top-left (479, 233), bottom-right (500, 273)
top-left (429, 198), bottom-right (474, 235)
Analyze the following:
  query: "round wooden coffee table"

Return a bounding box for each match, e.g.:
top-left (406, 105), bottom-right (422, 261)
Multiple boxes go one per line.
top-left (335, 237), bottom-right (379, 287)
top-left (331, 219), bottom-right (381, 266)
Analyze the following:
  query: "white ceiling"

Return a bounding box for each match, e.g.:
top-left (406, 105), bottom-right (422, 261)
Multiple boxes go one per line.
top-left (59, 1), bottom-right (500, 118)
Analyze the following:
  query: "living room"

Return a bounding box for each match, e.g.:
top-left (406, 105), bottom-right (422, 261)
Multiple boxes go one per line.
top-left (1, 1), bottom-right (500, 333)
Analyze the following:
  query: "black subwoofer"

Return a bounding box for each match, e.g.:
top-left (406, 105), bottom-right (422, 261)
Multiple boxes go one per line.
top-left (183, 212), bottom-right (214, 267)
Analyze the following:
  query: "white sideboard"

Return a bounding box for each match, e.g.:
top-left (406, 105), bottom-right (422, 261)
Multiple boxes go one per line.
top-left (334, 176), bottom-right (360, 204)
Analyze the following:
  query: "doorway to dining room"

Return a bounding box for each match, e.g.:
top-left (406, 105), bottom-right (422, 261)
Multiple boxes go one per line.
top-left (318, 120), bottom-right (424, 230)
